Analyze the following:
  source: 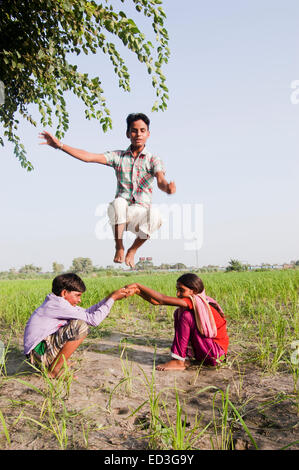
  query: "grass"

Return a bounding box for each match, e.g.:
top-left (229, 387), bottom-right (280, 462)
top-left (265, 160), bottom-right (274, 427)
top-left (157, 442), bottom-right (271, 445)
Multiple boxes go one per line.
top-left (1, 269), bottom-right (298, 373)
top-left (3, 359), bottom-right (98, 450)
top-left (0, 269), bottom-right (298, 449)
top-left (13, 360), bottom-right (77, 449)
top-left (210, 385), bottom-right (258, 450)
top-left (157, 387), bottom-right (211, 450)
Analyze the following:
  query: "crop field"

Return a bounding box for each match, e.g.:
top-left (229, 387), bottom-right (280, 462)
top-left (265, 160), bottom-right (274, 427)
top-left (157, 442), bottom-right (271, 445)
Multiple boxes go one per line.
top-left (0, 269), bottom-right (298, 450)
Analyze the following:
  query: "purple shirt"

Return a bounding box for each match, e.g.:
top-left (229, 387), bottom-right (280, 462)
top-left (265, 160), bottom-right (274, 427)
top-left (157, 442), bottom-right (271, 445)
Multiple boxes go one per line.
top-left (23, 293), bottom-right (115, 354)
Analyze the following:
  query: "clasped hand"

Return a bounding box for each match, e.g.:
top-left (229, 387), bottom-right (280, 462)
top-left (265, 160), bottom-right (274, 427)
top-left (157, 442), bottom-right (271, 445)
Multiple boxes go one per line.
top-left (110, 283), bottom-right (140, 301)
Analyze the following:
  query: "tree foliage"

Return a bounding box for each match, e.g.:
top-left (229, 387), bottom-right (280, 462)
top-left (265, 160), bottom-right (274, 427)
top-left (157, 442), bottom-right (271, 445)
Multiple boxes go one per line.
top-left (0, 0), bottom-right (170, 170)
top-left (52, 261), bottom-right (64, 274)
top-left (70, 257), bottom-right (94, 274)
top-left (225, 259), bottom-right (245, 272)
top-left (18, 263), bottom-right (42, 274)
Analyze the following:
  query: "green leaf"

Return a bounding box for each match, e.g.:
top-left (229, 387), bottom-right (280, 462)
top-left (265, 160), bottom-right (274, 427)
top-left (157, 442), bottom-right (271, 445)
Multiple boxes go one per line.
top-left (0, 0), bottom-right (170, 169)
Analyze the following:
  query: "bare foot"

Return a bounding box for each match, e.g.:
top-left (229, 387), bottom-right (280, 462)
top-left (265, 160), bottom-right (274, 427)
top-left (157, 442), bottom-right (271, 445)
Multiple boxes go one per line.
top-left (114, 247), bottom-right (125, 263)
top-left (156, 359), bottom-right (190, 371)
top-left (125, 248), bottom-right (136, 269)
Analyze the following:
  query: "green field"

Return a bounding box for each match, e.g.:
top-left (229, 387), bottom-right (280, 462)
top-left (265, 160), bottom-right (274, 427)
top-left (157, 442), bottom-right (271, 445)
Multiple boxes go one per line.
top-left (0, 269), bottom-right (299, 450)
top-left (1, 269), bottom-right (298, 372)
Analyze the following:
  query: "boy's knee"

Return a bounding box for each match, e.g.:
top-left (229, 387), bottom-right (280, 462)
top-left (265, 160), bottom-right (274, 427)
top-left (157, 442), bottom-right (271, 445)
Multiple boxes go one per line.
top-left (68, 319), bottom-right (89, 340)
top-left (108, 198), bottom-right (128, 225)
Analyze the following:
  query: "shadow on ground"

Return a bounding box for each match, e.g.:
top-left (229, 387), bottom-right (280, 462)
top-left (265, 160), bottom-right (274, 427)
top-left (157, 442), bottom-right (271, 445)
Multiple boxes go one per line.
top-left (4, 347), bottom-right (33, 376)
top-left (81, 331), bottom-right (172, 366)
top-left (2, 331), bottom-right (172, 376)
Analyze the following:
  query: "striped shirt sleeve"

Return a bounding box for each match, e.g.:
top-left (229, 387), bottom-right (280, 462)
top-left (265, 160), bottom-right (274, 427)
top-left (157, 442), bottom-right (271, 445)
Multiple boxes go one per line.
top-left (103, 150), bottom-right (121, 168)
top-left (150, 155), bottom-right (165, 176)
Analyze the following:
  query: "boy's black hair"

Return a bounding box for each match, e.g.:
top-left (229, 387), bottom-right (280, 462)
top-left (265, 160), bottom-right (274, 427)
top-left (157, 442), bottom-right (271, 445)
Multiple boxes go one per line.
top-left (126, 113), bottom-right (150, 132)
top-left (52, 273), bottom-right (86, 296)
top-left (176, 273), bottom-right (204, 294)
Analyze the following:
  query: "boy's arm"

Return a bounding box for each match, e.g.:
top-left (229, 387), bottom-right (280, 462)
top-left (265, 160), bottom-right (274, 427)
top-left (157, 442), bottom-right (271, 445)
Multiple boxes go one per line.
top-left (39, 130), bottom-right (107, 164)
top-left (123, 283), bottom-right (157, 304)
top-left (103, 286), bottom-right (137, 302)
top-left (155, 171), bottom-right (176, 194)
top-left (81, 286), bottom-right (135, 326)
top-left (124, 283), bottom-right (160, 305)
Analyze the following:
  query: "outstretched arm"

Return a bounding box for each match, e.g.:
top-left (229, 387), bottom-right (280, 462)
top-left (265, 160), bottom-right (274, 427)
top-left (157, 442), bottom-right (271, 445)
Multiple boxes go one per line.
top-left (39, 130), bottom-right (107, 164)
top-left (125, 283), bottom-right (188, 307)
top-left (109, 285), bottom-right (137, 301)
top-left (155, 171), bottom-right (176, 195)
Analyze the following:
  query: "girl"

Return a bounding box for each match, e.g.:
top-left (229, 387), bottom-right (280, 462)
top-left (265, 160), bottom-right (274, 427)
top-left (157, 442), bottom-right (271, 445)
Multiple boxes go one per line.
top-left (129, 273), bottom-right (228, 370)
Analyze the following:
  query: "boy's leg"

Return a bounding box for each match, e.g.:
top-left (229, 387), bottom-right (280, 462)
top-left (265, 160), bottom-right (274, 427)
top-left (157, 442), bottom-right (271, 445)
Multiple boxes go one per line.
top-left (108, 199), bottom-right (163, 267)
top-left (43, 320), bottom-right (89, 378)
top-left (125, 235), bottom-right (148, 268)
top-left (107, 198), bottom-right (128, 263)
top-left (48, 336), bottom-right (86, 378)
top-left (113, 223), bottom-right (126, 263)
top-left (125, 205), bottom-right (162, 268)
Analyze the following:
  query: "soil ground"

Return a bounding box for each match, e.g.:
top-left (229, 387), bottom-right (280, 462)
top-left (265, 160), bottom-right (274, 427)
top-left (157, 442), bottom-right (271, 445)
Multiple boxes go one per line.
top-left (1, 331), bottom-right (298, 451)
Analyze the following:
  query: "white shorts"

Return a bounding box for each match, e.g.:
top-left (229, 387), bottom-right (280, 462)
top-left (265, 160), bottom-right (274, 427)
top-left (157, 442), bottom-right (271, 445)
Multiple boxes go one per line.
top-left (107, 197), bottom-right (162, 239)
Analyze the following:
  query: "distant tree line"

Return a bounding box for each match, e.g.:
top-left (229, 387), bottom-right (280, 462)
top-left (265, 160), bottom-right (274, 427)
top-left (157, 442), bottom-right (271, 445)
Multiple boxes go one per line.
top-left (225, 259), bottom-right (299, 272)
top-left (0, 257), bottom-right (298, 280)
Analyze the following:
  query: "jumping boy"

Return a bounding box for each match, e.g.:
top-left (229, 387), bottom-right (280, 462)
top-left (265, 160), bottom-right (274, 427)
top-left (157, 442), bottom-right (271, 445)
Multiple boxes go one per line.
top-left (39, 113), bottom-right (176, 268)
top-left (24, 273), bottom-right (135, 378)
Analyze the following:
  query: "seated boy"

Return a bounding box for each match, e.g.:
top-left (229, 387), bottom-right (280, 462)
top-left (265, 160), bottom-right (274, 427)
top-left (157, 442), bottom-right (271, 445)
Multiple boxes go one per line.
top-left (24, 273), bottom-right (135, 378)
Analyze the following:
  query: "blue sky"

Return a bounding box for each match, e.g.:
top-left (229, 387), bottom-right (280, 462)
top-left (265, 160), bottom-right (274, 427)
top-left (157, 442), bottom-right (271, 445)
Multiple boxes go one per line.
top-left (1, 0), bottom-right (299, 271)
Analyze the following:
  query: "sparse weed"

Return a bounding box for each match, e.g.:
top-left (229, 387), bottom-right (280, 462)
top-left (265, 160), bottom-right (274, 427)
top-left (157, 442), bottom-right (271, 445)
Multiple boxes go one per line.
top-left (0, 336), bottom-right (11, 376)
top-left (210, 385), bottom-right (258, 450)
top-left (11, 359), bottom-right (92, 449)
top-left (158, 388), bottom-right (211, 450)
top-left (119, 340), bottom-right (134, 395)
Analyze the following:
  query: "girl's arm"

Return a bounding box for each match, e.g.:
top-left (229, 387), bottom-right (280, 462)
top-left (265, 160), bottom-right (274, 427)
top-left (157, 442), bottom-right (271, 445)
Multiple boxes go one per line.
top-left (126, 283), bottom-right (189, 308)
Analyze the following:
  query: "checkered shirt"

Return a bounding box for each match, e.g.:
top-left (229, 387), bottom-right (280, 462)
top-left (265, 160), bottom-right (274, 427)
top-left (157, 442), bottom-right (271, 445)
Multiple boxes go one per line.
top-left (104, 146), bottom-right (165, 208)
